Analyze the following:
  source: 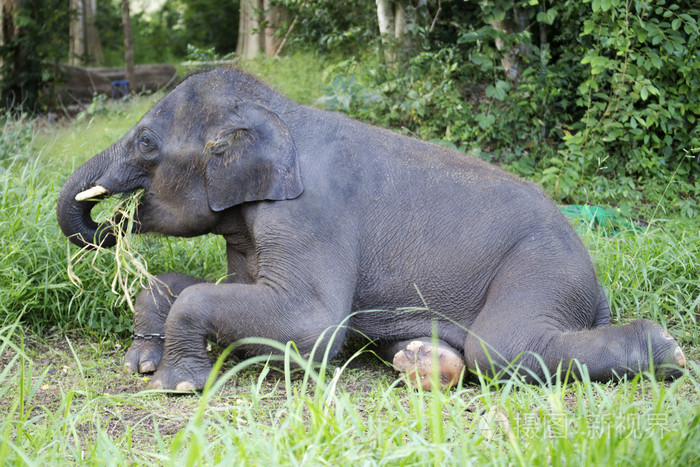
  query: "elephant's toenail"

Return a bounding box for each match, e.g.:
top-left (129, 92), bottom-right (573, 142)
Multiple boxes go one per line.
top-left (660, 330), bottom-right (674, 341)
top-left (175, 381), bottom-right (196, 391)
top-left (674, 347), bottom-right (686, 367)
top-left (139, 361), bottom-right (156, 373)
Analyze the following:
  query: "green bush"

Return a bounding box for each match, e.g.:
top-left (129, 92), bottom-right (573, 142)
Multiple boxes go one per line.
top-left (0, 0), bottom-right (69, 112)
top-left (317, 0), bottom-right (699, 219)
top-left (553, 0), bottom-right (699, 215)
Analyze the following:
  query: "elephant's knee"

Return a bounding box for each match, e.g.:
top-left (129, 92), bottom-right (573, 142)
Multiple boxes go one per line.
top-left (164, 286), bottom-right (212, 340)
top-left (135, 286), bottom-right (168, 316)
top-left (133, 278), bottom-right (178, 331)
top-left (136, 274), bottom-right (207, 323)
top-left (166, 288), bottom-right (198, 325)
top-left (136, 274), bottom-right (180, 309)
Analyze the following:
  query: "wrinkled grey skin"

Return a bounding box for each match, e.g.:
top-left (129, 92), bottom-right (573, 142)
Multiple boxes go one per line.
top-left (57, 69), bottom-right (685, 390)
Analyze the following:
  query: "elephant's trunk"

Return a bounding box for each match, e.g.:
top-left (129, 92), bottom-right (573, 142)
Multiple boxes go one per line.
top-left (56, 151), bottom-right (118, 249)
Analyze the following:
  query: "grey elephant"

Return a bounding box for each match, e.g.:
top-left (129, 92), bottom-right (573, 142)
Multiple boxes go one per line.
top-left (56, 68), bottom-right (685, 391)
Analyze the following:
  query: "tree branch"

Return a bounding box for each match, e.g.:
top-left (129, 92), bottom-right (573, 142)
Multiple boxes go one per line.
top-left (429, 0), bottom-right (442, 33)
top-left (273, 14), bottom-right (297, 58)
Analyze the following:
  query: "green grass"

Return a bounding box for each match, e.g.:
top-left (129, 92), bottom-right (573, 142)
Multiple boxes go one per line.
top-left (238, 51), bottom-right (331, 105)
top-left (1, 324), bottom-right (698, 465)
top-left (0, 56), bottom-right (698, 464)
top-left (31, 94), bottom-right (161, 179)
top-left (177, 50), bottom-right (330, 106)
top-left (588, 226), bottom-right (699, 337)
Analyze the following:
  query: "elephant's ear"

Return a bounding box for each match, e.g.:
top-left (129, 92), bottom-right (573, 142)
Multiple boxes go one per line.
top-left (205, 102), bottom-right (303, 211)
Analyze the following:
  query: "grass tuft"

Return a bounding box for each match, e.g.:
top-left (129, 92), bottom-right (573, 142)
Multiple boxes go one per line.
top-left (582, 224), bottom-right (699, 348)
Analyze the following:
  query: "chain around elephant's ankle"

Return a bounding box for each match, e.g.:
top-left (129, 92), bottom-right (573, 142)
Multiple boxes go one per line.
top-left (132, 333), bottom-right (165, 340)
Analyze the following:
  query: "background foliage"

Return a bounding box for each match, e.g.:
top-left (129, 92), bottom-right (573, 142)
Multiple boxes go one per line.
top-left (0, 0), bottom-right (70, 111)
top-left (317, 0), bottom-right (699, 218)
top-left (95, 0), bottom-right (240, 65)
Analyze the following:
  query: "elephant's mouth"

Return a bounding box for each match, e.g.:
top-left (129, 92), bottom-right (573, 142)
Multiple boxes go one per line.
top-left (66, 185), bottom-right (144, 248)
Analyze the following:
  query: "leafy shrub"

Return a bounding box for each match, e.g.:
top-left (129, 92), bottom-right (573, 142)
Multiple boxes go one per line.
top-left (551, 0), bottom-right (700, 211)
top-left (316, 0), bottom-right (699, 219)
top-left (0, 0), bottom-right (70, 112)
top-left (280, 0), bottom-right (379, 53)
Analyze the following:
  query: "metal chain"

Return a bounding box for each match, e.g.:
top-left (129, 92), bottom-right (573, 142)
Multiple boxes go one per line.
top-left (132, 333), bottom-right (165, 340)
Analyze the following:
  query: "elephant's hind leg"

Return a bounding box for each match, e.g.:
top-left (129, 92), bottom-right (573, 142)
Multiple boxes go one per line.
top-left (380, 338), bottom-right (465, 390)
top-left (548, 319), bottom-right (686, 381)
top-left (123, 273), bottom-right (207, 374)
top-left (464, 316), bottom-right (686, 383)
top-left (463, 253), bottom-right (686, 383)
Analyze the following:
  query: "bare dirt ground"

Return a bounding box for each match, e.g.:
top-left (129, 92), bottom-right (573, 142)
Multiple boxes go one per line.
top-left (2, 332), bottom-right (400, 445)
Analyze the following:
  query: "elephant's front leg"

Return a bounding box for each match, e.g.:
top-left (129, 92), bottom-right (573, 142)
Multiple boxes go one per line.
top-left (123, 273), bottom-right (208, 374)
top-left (147, 282), bottom-right (350, 391)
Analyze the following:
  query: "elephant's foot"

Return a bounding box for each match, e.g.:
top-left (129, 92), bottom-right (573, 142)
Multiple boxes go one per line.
top-left (649, 325), bottom-right (686, 379)
top-left (123, 337), bottom-right (165, 374)
top-left (147, 357), bottom-right (213, 392)
top-left (392, 340), bottom-right (465, 391)
top-left (610, 319), bottom-right (687, 380)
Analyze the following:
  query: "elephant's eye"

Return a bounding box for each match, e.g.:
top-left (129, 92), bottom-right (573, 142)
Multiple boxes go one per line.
top-left (137, 133), bottom-right (159, 160)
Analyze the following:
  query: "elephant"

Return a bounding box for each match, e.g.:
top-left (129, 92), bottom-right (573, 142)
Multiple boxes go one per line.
top-left (56, 68), bottom-right (686, 391)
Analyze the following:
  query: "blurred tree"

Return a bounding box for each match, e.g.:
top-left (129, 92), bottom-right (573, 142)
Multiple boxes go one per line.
top-left (69, 0), bottom-right (102, 65)
top-left (375, 0), bottom-right (408, 63)
top-left (179, 0), bottom-right (239, 55)
top-left (479, 0), bottom-right (536, 83)
top-left (236, 0), bottom-right (262, 59)
top-left (121, 0), bottom-right (134, 88)
top-left (237, 0), bottom-right (286, 59)
top-left (1, 0), bottom-right (70, 111)
top-left (272, 0), bottom-right (377, 54)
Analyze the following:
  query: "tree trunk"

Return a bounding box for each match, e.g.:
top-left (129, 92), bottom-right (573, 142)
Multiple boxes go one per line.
top-left (236, 0), bottom-right (287, 59)
top-left (394, 1), bottom-right (407, 40)
top-left (1, 0), bottom-right (40, 110)
top-left (375, 0), bottom-right (410, 64)
top-left (263, 0), bottom-right (287, 57)
top-left (70, 0), bottom-right (102, 66)
top-left (121, 0), bottom-right (135, 92)
top-left (1, 0), bottom-right (22, 71)
top-left (375, 0), bottom-right (395, 38)
top-left (236, 0), bottom-right (264, 59)
top-left (490, 3), bottom-right (531, 82)
top-left (84, 0), bottom-right (102, 65)
top-left (69, 0), bottom-right (85, 66)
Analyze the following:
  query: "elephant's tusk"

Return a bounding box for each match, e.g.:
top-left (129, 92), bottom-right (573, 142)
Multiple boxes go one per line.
top-left (75, 185), bottom-right (109, 201)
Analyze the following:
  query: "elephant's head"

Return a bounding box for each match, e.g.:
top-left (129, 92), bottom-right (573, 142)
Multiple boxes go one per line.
top-left (57, 69), bottom-right (304, 248)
